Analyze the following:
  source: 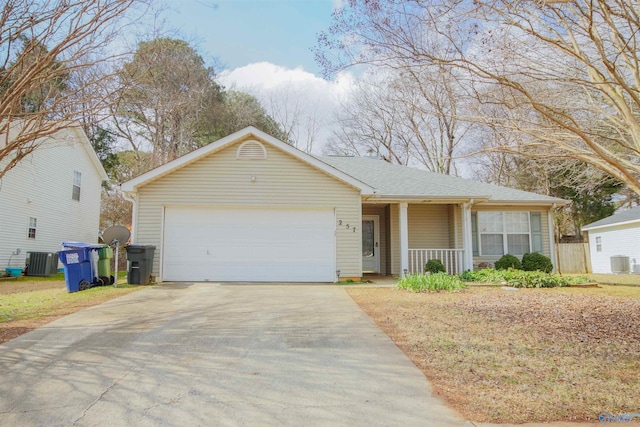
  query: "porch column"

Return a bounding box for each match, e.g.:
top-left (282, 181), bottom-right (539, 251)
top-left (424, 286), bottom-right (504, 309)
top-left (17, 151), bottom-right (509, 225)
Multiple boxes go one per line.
top-left (461, 202), bottom-right (474, 271)
top-left (399, 202), bottom-right (409, 275)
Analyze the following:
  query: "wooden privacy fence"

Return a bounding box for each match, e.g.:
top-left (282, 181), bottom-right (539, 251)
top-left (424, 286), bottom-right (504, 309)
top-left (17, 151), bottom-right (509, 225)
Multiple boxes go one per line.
top-left (556, 243), bottom-right (592, 274)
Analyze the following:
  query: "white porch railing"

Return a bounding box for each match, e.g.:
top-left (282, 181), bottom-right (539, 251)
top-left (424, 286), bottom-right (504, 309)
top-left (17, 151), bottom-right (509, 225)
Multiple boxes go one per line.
top-left (408, 249), bottom-right (466, 275)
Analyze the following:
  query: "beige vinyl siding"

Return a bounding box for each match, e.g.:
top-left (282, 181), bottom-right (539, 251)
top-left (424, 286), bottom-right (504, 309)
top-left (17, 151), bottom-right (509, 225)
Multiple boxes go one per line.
top-left (408, 205), bottom-right (450, 247)
top-left (472, 206), bottom-right (551, 267)
top-left (390, 203), bottom-right (452, 275)
top-left (448, 205), bottom-right (463, 249)
top-left (362, 204), bottom-right (389, 274)
top-left (135, 138), bottom-right (362, 279)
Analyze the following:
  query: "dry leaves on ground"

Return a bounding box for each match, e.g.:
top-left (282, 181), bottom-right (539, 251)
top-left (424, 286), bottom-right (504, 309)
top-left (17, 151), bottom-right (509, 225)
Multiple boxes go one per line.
top-left (348, 287), bottom-right (640, 423)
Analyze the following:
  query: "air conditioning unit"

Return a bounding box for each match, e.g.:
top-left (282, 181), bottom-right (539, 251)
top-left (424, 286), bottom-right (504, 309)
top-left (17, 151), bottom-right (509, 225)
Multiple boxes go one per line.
top-left (25, 252), bottom-right (59, 277)
top-left (610, 255), bottom-right (630, 274)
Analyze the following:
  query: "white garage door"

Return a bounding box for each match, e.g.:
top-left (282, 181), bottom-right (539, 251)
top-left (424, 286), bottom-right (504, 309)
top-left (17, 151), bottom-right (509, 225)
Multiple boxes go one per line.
top-left (162, 207), bottom-right (336, 282)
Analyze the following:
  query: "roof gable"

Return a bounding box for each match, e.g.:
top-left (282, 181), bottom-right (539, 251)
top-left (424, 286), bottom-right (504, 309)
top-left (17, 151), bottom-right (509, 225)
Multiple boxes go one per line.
top-left (583, 206), bottom-right (640, 231)
top-left (1, 124), bottom-right (107, 181)
top-left (121, 127), bottom-right (374, 194)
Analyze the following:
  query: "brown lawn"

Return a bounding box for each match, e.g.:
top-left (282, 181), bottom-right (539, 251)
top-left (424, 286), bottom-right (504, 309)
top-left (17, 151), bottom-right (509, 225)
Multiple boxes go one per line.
top-left (347, 286), bottom-right (640, 423)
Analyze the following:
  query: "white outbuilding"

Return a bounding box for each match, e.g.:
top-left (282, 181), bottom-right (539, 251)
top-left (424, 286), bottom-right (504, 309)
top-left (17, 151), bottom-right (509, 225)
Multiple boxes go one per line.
top-left (583, 206), bottom-right (640, 274)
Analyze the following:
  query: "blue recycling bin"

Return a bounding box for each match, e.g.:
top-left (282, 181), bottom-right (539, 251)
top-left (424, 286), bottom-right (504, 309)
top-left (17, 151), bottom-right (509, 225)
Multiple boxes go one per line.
top-left (58, 249), bottom-right (93, 292)
top-left (60, 242), bottom-right (104, 291)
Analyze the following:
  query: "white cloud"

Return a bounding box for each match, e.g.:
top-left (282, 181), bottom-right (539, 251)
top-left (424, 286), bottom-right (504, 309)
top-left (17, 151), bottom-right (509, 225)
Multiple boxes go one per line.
top-left (332, 0), bottom-right (346, 10)
top-left (218, 62), bottom-right (354, 153)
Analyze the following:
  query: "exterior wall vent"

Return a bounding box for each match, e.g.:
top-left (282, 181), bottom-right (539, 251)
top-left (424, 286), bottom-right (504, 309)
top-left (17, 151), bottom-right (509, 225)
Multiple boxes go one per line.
top-left (236, 140), bottom-right (267, 160)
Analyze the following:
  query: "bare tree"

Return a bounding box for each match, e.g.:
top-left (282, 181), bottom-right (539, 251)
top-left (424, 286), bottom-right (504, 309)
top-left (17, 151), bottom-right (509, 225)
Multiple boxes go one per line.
top-left (327, 67), bottom-right (469, 174)
top-left (263, 82), bottom-right (325, 153)
top-left (111, 37), bottom-right (224, 168)
top-left (327, 73), bottom-right (411, 164)
top-left (316, 0), bottom-right (640, 194)
top-left (0, 0), bottom-right (142, 179)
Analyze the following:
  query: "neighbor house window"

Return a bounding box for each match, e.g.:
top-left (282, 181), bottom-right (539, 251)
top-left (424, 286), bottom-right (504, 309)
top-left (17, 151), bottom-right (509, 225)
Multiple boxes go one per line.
top-left (28, 217), bottom-right (37, 239)
top-left (473, 211), bottom-right (542, 257)
top-left (596, 236), bottom-right (602, 252)
top-left (72, 170), bottom-right (81, 201)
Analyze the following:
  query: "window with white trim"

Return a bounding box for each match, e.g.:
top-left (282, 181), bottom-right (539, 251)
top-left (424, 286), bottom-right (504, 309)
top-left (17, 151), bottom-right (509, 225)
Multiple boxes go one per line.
top-left (72, 170), bottom-right (81, 201)
top-left (596, 236), bottom-right (602, 252)
top-left (472, 211), bottom-right (543, 256)
top-left (28, 217), bottom-right (37, 239)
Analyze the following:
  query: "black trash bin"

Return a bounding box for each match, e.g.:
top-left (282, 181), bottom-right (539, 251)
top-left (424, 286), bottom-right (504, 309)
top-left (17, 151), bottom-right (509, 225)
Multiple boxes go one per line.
top-left (125, 245), bottom-right (155, 285)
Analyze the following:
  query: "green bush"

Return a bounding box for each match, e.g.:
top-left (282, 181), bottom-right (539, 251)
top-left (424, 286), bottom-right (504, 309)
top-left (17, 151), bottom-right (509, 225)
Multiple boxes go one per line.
top-left (398, 272), bottom-right (467, 292)
top-left (459, 268), bottom-right (588, 288)
top-left (522, 252), bottom-right (553, 273)
top-left (494, 254), bottom-right (522, 270)
top-left (460, 268), bottom-right (505, 283)
top-left (425, 259), bottom-right (446, 274)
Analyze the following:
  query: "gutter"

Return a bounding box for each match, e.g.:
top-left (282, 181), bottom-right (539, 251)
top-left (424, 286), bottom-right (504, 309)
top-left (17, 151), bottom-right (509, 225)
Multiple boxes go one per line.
top-left (475, 199), bottom-right (569, 207)
top-left (582, 218), bottom-right (640, 232)
top-left (121, 187), bottom-right (137, 241)
top-left (364, 195), bottom-right (491, 204)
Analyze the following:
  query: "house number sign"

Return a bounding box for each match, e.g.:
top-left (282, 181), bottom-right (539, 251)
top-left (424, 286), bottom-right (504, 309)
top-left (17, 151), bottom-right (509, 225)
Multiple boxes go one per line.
top-left (337, 219), bottom-right (356, 233)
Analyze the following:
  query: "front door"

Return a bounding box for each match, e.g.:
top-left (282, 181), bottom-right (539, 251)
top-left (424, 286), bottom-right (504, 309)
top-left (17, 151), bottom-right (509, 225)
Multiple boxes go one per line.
top-left (362, 215), bottom-right (380, 273)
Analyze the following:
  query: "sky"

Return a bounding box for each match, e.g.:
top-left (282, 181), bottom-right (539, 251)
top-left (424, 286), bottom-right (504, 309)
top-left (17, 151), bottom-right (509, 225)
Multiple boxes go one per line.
top-left (162, 0), bottom-right (350, 153)
top-left (166, 0), bottom-right (337, 75)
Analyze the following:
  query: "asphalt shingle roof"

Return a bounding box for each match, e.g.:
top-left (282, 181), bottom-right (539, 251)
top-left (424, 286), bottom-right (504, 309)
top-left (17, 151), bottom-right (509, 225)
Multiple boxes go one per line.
top-left (583, 206), bottom-right (640, 230)
top-left (318, 155), bottom-right (565, 204)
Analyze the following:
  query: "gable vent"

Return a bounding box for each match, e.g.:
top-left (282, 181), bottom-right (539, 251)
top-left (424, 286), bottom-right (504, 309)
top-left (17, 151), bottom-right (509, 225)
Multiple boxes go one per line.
top-left (236, 140), bottom-right (267, 160)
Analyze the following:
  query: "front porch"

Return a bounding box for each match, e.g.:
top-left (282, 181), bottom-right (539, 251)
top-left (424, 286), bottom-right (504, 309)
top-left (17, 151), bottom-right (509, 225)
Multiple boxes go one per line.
top-left (408, 248), bottom-right (466, 274)
top-left (362, 202), bottom-right (473, 276)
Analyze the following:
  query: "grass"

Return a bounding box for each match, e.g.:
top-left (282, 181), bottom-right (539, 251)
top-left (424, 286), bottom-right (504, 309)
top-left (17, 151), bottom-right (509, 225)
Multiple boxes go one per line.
top-left (335, 279), bottom-right (370, 285)
top-left (582, 273), bottom-right (640, 286)
top-left (398, 272), bottom-right (466, 292)
top-left (347, 285), bottom-right (640, 423)
top-left (0, 273), bottom-right (141, 343)
top-left (539, 283), bottom-right (640, 299)
top-left (0, 282), bottom-right (138, 323)
top-left (4, 272), bottom-right (66, 282)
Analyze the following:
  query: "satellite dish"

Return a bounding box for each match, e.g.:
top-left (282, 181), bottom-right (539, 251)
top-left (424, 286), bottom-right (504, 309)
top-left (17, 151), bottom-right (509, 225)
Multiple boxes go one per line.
top-left (101, 226), bottom-right (131, 288)
top-left (102, 225), bottom-right (130, 247)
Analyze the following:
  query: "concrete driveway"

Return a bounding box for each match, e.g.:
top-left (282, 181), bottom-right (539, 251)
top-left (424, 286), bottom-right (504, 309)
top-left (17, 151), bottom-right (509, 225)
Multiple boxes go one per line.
top-left (0, 283), bottom-right (469, 426)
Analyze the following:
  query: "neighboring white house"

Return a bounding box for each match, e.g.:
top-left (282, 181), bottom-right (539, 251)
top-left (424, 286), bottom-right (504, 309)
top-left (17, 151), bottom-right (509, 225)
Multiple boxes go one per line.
top-left (582, 206), bottom-right (640, 274)
top-left (0, 125), bottom-right (108, 269)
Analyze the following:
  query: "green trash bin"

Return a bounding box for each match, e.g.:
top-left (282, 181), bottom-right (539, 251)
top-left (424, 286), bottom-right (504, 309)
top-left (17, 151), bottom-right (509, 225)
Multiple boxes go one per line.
top-left (97, 245), bottom-right (114, 285)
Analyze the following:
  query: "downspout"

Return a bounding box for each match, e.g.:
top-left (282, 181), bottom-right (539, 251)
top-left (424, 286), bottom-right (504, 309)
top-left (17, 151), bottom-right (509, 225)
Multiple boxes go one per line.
top-left (121, 186), bottom-right (137, 242)
top-left (548, 203), bottom-right (558, 272)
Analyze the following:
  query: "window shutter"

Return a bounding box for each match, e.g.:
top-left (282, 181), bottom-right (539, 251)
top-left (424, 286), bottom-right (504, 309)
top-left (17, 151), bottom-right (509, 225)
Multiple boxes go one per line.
top-left (530, 212), bottom-right (543, 253)
top-left (471, 212), bottom-right (479, 256)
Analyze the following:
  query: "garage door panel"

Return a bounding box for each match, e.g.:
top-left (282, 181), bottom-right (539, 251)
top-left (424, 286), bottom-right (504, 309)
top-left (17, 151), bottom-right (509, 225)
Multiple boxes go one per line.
top-left (162, 207), bottom-right (335, 282)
